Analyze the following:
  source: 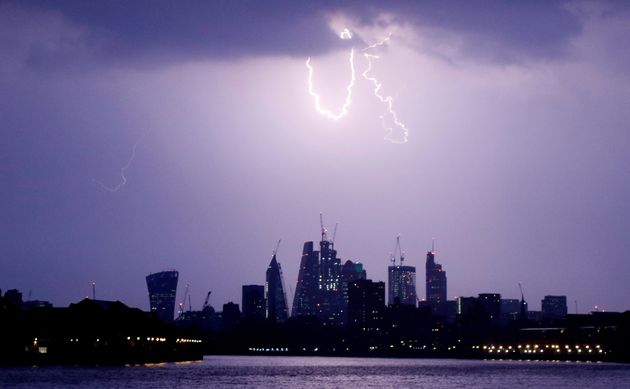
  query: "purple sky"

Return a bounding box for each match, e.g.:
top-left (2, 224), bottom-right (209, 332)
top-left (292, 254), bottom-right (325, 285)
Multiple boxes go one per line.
top-left (1, 1), bottom-right (629, 314)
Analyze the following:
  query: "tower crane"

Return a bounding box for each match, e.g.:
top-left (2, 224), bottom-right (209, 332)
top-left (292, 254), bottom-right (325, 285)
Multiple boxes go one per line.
top-left (202, 291), bottom-right (212, 311)
top-left (331, 223), bottom-right (338, 247)
top-left (178, 284), bottom-right (190, 317)
top-left (391, 235), bottom-right (405, 266)
top-left (320, 212), bottom-right (328, 242)
top-left (273, 239), bottom-right (282, 256)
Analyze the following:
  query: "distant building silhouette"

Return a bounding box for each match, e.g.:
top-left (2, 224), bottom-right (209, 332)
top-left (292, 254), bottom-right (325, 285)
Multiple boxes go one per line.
top-left (541, 295), bottom-right (567, 320)
top-left (478, 293), bottom-right (502, 324)
top-left (501, 298), bottom-right (521, 322)
top-left (265, 254), bottom-right (289, 322)
top-left (4, 289), bottom-right (23, 307)
top-left (242, 285), bottom-right (265, 320)
top-left (222, 302), bottom-right (241, 330)
top-left (292, 242), bottom-right (320, 317)
top-left (146, 270), bottom-right (178, 322)
top-left (425, 249), bottom-right (447, 305)
top-left (348, 279), bottom-right (385, 329)
top-left (388, 265), bottom-right (417, 306)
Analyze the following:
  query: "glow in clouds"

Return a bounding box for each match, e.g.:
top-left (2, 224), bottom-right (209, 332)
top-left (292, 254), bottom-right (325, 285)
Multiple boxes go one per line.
top-left (93, 135), bottom-right (143, 192)
top-left (306, 29), bottom-right (409, 144)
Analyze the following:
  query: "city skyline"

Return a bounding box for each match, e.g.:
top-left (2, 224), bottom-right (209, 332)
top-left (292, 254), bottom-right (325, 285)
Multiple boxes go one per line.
top-left (2, 1), bottom-right (630, 314)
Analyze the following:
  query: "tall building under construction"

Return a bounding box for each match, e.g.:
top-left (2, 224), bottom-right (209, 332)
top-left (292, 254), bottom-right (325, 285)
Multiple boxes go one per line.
top-left (292, 214), bottom-right (361, 326)
top-left (146, 270), bottom-right (179, 323)
top-left (387, 236), bottom-right (417, 306)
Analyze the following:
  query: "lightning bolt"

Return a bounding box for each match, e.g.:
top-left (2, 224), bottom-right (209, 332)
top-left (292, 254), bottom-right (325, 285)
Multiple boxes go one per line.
top-left (93, 135), bottom-right (143, 193)
top-left (306, 48), bottom-right (356, 121)
top-left (305, 30), bottom-right (409, 143)
top-left (361, 36), bottom-right (409, 144)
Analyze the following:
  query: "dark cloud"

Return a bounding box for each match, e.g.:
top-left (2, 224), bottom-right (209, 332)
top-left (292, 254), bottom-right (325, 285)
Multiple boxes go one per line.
top-left (1, 0), bottom-right (591, 70)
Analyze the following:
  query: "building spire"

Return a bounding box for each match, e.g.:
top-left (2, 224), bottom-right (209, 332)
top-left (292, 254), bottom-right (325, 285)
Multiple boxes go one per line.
top-left (431, 238), bottom-right (435, 253)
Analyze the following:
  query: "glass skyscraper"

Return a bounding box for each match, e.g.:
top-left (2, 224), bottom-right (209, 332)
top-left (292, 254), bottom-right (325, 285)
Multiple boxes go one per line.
top-left (146, 270), bottom-right (179, 323)
top-left (426, 250), bottom-right (447, 305)
top-left (265, 254), bottom-right (289, 322)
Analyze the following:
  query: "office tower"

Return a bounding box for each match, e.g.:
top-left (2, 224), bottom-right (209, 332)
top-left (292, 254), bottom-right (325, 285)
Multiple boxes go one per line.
top-left (292, 242), bottom-right (320, 317)
top-left (425, 249), bottom-right (447, 305)
top-left (347, 279), bottom-right (385, 328)
top-left (541, 295), bottom-right (568, 320)
top-left (340, 260), bottom-right (367, 325)
top-left (242, 285), bottom-right (265, 320)
top-left (146, 270), bottom-right (179, 322)
top-left (265, 254), bottom-right (289, 322)
top-left (388, 265), bottom-right (417, 306)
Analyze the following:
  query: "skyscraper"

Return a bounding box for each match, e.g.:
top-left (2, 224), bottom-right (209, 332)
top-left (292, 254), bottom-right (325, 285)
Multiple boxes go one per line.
top-left (388, 265), bottom-right (417, 306)
top-left (265, 254), bottom-right (289, 322)
top-left (425, 249), bottom-right (447, 305)
top-left (340, 260), bottom-right (367, 325)
top-left (146, 270), bottom-right (178, 323)
top-left (292, 215), bottom-right (355, 326)
top-left (292, 241), bottom-right (320, 317)
top-left (242, 285), bottom-right (265, 320)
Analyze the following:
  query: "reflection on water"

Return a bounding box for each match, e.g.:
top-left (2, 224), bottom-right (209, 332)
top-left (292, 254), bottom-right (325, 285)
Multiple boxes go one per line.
top-left (2, 356), bottom-right (630, 388)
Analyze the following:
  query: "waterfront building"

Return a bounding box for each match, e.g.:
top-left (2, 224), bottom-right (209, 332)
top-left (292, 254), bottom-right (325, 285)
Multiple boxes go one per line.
top-left (146, 270), bottom-right (179, 322)
top-left (425, 249), bottom-right (447, 305)
top-left (242, 285), bottom-right (265, 320)
top-left (541, 295), bottom-right (568, 320)
top-left (265, 254), bottom-right (289, 322)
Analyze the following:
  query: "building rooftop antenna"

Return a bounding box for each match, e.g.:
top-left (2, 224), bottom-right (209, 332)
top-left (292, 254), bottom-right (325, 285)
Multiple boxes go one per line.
top-left (431, 238), bottom-right (435, 253)
top-left (92, 282), bottom-right (96, 300)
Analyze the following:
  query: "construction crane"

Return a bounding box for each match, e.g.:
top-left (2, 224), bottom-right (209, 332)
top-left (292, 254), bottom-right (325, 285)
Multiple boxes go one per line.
top-left (273, 239), bottom-right (282, 256)
top-left (518, 282), bottom-right (527, 320)
top-left (202, 291), bottom-right (212, 310)
top-left (320, 212), bottom-right (327, 242)
top-left (390, 235), bottom-right (405, 266)
top-left (331, 223), bottom-right (338, 247)
top-left (178, 284), bottom-right (190, 317)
